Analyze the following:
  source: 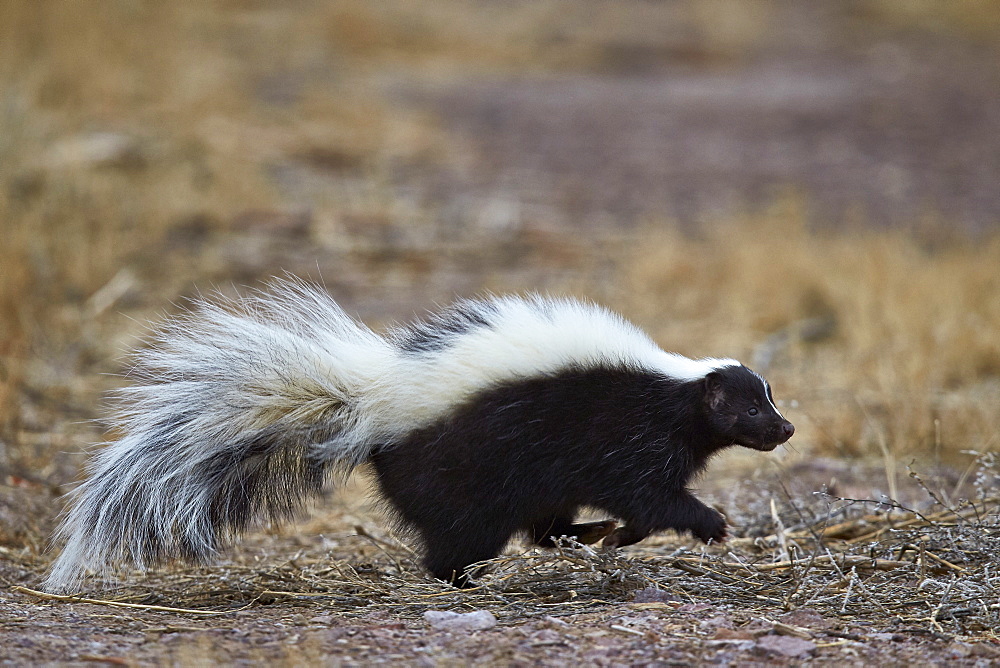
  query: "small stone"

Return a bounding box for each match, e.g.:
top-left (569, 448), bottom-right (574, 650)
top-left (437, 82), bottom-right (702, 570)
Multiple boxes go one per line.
top-left (779, 608), bottom-right (830, 630)
top-left (970, 643), bottom-right (1000, 658)
top-left (756, 634), bottom-right (817, 658)
top-left (309, 615), bottom-right (336, 625)
top-left (531, 629), bottom-right (563, 645)
top-left (706, 639), bottom-right (755, 652)
top-left (701, 614), bottom-right (734, 631)
top-left (714, 628), bottom-right (755, 641)
top-left (43, 132), bottom-right (145, 170)
top-left (423, 610), bottom-right (498, 632)
top-left (631, 587), bottom-right (681, 604)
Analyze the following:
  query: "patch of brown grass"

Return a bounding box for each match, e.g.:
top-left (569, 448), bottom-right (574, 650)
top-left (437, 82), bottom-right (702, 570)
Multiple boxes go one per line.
top-left (848, 0), bottom-right (1000, 44)
top-left (0, 201), bottom-right (29, 443)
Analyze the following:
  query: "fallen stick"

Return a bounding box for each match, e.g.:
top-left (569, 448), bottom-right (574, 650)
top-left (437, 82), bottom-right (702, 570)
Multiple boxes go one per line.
top-left (12, 586), bottom-right (250, 616)
top-left (673, 554), bottom-right (913, 573)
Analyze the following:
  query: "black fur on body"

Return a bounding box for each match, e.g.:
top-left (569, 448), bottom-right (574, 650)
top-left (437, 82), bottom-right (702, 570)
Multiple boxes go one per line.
top-left (372, 364), bottom-right (793, 586)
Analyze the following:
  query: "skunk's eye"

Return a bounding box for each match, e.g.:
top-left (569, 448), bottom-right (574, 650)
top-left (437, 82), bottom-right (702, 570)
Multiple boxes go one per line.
top-left (747, 407), bottom-right (759, 416)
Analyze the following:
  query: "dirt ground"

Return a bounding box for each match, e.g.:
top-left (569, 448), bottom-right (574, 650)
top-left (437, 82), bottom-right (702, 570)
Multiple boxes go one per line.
top-left (4, 459), bottom-right (999, 666)
top-left (3, 592), bottom-right (997, 666)
top-left (3, 1), bottom-right (1000, 665)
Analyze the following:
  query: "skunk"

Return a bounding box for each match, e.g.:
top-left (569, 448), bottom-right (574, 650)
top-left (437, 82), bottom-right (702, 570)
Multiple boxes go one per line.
top-left (45, 280), bottom-right (794, 591)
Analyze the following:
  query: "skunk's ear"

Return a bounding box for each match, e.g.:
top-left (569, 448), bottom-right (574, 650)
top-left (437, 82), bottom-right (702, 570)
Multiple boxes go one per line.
top-left (702, 372), bottom-right (725, 410)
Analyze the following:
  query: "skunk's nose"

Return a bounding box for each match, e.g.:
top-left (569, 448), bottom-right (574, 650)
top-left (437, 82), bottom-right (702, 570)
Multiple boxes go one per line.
top-left (782, 422), bottom-right (795, 439)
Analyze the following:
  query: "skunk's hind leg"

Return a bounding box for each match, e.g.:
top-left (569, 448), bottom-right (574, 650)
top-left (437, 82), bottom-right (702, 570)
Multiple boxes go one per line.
top-left (529, 516), bottom-right (618, 547)
top-left (422, 522), bottom-right (514, 588)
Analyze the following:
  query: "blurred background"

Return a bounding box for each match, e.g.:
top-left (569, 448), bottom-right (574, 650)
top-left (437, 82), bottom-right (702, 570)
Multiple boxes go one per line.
top-left (1, 1), bottom-right (999, 543)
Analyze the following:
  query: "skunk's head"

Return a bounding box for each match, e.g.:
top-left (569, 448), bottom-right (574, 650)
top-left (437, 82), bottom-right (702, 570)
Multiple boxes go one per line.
top-left (700, 365), bottom-right (794, 451)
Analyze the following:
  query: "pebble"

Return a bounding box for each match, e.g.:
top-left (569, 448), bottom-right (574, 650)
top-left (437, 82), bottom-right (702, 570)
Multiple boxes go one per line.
top-left (423, 610), bottom-right (498, 632)
top-left (756, 634), bottom-right (817, 658)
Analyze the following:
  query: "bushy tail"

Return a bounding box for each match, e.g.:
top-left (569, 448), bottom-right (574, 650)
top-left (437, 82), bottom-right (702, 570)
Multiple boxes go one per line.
top-left (45, 280), bottom-right (393, 591)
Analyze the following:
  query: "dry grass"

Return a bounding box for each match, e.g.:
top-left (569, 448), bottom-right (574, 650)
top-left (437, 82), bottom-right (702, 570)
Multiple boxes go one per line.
top-left (851, 0), bottom-right (1000, 44)
top-left (12, 456), bottom-right (1000, 640)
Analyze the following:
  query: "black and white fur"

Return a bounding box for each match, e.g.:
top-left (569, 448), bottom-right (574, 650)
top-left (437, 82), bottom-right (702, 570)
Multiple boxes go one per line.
top-left (45, 280), bottom-right (794, 591)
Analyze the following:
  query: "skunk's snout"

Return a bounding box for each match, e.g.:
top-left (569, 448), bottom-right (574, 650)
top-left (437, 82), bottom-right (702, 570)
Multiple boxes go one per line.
top-left (781, 421), bottom-right (795, 441)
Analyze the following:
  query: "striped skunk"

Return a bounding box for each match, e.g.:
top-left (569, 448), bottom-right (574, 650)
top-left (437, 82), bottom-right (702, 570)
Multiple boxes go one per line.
top-left (44, 280), bottom-right (794, 591)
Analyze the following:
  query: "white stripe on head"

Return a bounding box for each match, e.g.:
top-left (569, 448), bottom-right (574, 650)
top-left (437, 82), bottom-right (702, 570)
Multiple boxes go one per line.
top-left (751, 370), bottom-right (784, 418)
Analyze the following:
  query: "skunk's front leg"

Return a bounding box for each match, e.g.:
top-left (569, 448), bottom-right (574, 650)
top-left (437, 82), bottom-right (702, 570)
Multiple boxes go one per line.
top-left (604, 491), bottom-right (728, 548)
